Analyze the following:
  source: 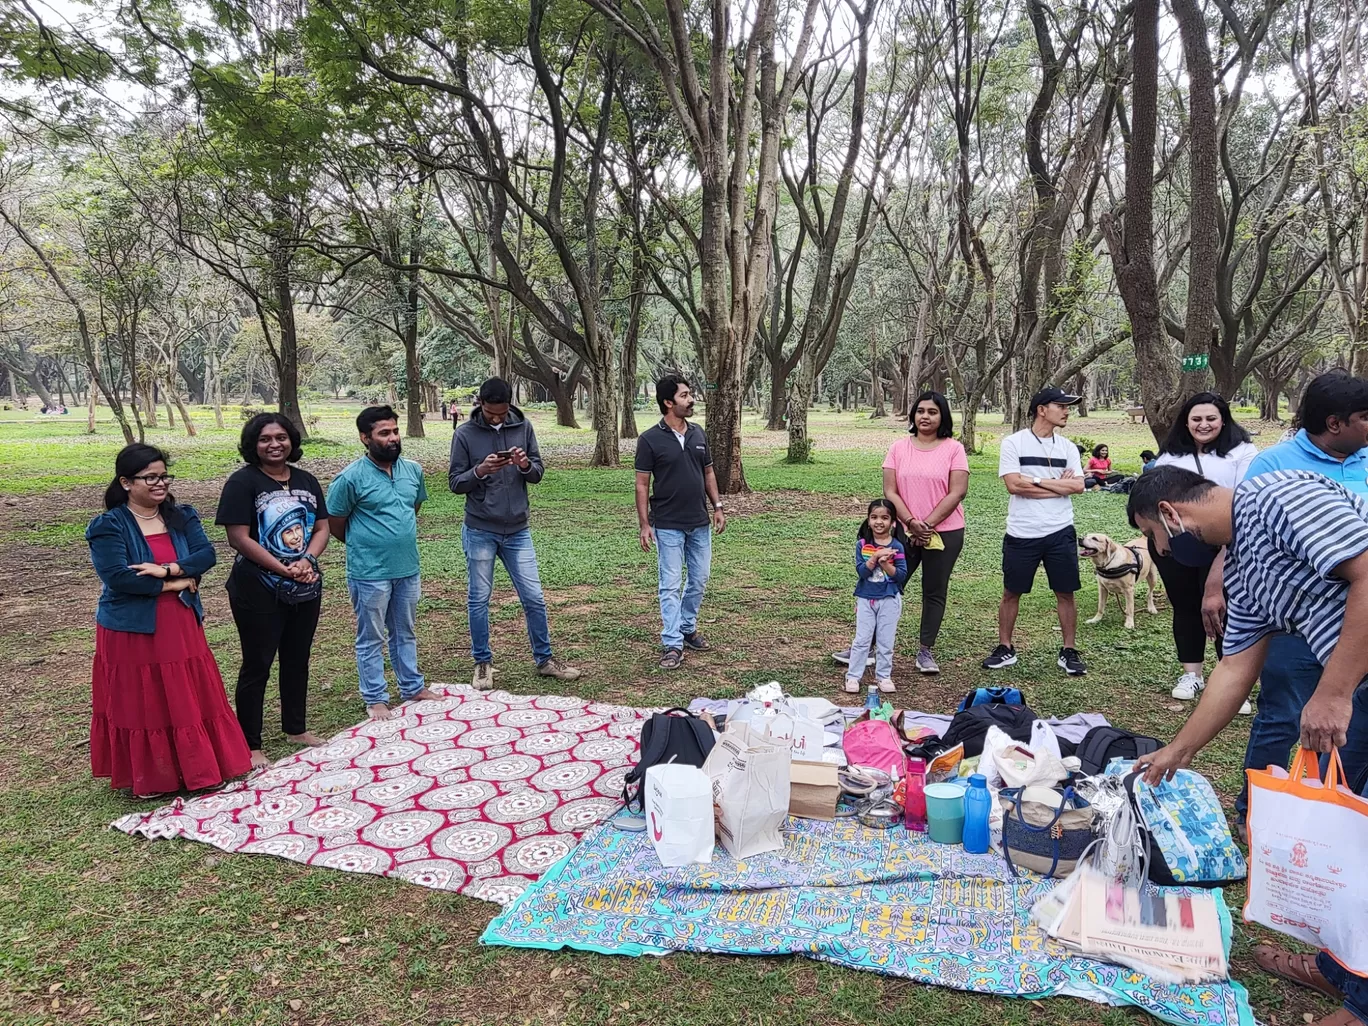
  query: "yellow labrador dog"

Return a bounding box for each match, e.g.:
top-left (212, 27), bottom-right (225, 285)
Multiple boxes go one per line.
top-left (1078, 532), bottom-right (1161, 629)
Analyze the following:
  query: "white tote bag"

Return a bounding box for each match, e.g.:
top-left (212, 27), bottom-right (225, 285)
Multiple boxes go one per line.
top-left (763, 709), bottom-right (827, 762)
top-left (1245, 750), bottom-right (1368, 973)
top-left (705, 722), bottom-right (791, 858)
top-left (645, 763), bottom-right (715, 867)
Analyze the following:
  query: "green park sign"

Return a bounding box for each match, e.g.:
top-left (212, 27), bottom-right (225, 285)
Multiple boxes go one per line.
top-left (1181, 354), bottom-right (1210, 372)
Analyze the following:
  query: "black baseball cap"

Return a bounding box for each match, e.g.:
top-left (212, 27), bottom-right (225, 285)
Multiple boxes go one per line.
top-left (1029, 386), bottom-right (1083, 416)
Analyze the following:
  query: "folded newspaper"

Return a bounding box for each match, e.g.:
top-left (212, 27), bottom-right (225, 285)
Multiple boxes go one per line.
top-left (1033, 866), bottom-right (1227, 983)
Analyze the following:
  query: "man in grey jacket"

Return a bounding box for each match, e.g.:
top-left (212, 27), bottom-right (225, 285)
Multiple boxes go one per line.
top-left (449, 377), bottom-right (581, 688)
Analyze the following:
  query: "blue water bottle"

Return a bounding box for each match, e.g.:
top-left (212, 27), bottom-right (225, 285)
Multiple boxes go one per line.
top-left (962, 773), bottom-right (991, 854)
top-left (865, 684), bottom-right (880, 712)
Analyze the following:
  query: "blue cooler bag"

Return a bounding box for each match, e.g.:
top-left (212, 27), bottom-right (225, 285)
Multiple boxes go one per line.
top-left (1106, 761), bottom-right (1246, 886)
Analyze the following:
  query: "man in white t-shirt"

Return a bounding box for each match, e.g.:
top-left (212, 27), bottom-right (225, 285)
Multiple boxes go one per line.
top-left (983, 387), bottom-right (1088, 675)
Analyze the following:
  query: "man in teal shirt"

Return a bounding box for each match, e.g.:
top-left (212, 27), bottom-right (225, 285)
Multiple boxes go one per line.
top-left (327, 405), bottom-right (438, 720)
top-left (1234, 372), bottom-right (1368, 821)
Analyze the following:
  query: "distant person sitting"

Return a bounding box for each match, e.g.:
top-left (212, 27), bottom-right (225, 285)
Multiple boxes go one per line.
top-left (1084, 444), bottom-right (1122, 489)
top-left (1141, 449), bottom-right (1158, 472)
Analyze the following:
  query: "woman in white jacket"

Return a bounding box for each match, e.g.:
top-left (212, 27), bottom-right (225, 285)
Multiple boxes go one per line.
top-left (1153, 391), bottom-right (1258, 706)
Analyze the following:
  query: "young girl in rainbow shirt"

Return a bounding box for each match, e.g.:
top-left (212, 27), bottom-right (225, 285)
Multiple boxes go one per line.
top-left (843, 499), bottom-right (909, 695)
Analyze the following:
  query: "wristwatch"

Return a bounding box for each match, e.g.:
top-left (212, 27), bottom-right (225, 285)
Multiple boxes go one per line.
top-left (160, 562), bottom-right (173, 577)
top-left (1032, 476), bottom-right (1042, 486)
top-left (714, 502), bottom-right (723, 511)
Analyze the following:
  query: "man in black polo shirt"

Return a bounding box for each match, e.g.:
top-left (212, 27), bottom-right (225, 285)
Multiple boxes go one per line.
top-left (635, 375), bottom-right (727, 669)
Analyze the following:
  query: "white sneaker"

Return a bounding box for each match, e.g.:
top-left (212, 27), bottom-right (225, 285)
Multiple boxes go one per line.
top-left (1171, 672), bottom-right (1204, 701)
top-left (1238, 700), bottom-right (1252, 716)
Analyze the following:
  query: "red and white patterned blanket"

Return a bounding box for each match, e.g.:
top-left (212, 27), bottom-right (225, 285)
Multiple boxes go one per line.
top-left (112, 685), bottom-right (647, 905)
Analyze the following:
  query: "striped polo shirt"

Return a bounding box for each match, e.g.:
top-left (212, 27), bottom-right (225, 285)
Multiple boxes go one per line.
top-left (1224, 470), bottom-right (1368, 663)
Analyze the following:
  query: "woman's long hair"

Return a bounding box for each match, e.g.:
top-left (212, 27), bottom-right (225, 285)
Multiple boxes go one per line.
top-left (104, 443), bottom-right (184, 528)
top-left (1161, 391), bottom-right (1251, 457)
top-left (857, 498), bottom-right (910, 547)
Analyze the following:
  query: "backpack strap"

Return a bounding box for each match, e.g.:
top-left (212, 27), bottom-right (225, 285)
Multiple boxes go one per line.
top-left (623, 710), bottom-right (704, 811)
top-left (683, 715), bottom-right (716, 758)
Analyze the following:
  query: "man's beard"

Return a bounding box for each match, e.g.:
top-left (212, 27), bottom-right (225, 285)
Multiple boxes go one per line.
top-left (368, 439), bottom-right (402, 462)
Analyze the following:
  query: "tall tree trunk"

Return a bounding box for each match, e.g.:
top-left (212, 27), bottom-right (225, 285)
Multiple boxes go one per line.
top-left (169, 377), bottom-right (197, 437)
top-left (620, 246), bottom-right (646, 440)
top-left (1171, 0), bottom-right (1219, 404)
top-left (785, 355), bottom-right (816, 462)
top-left (142, 375), bottom-right (158, 427)
top-left (1103, 0), bottom-right (1170, 442)
top-left (270, 215), bottom-right (307, 439)
top-left (402, 212), bottom-right (425, 438)
top-left (210, 348), bottom-right (225, 429)
top-left (766, 357), bottom-right (789, 430)
top-left (587, 342), bottom-right (619, 466)
top-left (869, 329), bottom-right (886, 421)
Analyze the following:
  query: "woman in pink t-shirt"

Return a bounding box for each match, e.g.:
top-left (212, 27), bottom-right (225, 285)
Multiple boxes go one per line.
top-left (881, 391), bottom-right (970, 675)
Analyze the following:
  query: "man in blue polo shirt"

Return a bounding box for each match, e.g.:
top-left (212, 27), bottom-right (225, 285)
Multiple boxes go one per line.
top-left (634, 375), bottom-right (726, 670)
top-left (1230, 372), bottom-right (1368, 822)
top-left (327, 405), bottom-right (439, 720)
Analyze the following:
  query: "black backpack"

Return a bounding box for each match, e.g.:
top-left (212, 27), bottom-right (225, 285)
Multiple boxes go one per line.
top-left (939, 702), bottom-right (1037, 757)
top-left (1076, 726), bottom-right (1162, 775)
top-left (622, 709), bottom-right (717, 811)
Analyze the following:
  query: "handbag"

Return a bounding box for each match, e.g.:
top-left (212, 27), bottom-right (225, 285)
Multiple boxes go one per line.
top-left (999, 785), bottom-right (1094, 878)
top-left (1116, 765), bottom-right (1246, 886)
top-left (259, 554), bottom-right (323, 605)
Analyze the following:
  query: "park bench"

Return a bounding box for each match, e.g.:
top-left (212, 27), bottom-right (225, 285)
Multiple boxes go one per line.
top-left (1125, 405), bottom-right (1146, 424)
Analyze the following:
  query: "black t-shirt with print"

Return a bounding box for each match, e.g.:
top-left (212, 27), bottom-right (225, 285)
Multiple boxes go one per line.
top-left (215, 464), bottom-right (326, 604)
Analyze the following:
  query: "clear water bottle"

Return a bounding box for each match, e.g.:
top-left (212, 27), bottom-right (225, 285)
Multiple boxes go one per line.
top-left (962, 773), bottom-right (991, 853)
top-left (865, 684), bottom-right (880, 711)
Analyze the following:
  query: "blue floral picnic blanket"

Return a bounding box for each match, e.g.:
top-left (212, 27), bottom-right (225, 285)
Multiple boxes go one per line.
top-left (482, 813), bottom-right (1254, 1026)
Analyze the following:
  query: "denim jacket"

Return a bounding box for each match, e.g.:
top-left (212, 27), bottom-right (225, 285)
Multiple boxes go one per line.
top-left (85, 504), bottom-right (217, 634)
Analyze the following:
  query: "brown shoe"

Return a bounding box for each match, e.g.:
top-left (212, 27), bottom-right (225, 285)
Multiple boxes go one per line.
top-left (472, 662), bottom-right (494, 691)
top-left (1253, 944), bottom-right (1344, 1001)
top-left (659, 648), bottom-right (683, 670)
top-left (536, 656), bottom-right (582, 681)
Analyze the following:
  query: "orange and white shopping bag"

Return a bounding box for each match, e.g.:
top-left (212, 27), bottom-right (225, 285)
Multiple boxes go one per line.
top-left (1245, 749), bottom-right (1368, 974)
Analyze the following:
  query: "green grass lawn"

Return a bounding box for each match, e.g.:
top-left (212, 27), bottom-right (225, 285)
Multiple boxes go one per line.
top-left (0, 404), bottom-right (1324, 1026)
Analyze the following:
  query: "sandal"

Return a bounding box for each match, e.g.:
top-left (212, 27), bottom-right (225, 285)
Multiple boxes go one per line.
top-left (1253, 944), bottom-right (1344, 1001)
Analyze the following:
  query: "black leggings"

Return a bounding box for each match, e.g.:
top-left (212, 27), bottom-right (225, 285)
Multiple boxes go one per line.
top-left (1147, 539), bottom-right (1223, 664)
top-left (229, 592), bottom-right (321, 750)
top-left (905, 527), bottom-right (966, 648)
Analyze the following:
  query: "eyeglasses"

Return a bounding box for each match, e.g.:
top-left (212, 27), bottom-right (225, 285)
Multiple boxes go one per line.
top-left (131, 474), bottom-right (176, 485)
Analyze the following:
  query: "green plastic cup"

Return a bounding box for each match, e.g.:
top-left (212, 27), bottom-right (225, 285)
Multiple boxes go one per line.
top-left (924, 782), bottom-right (966, 844)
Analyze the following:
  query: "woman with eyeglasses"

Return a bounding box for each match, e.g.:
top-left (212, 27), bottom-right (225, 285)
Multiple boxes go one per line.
top-left (85, 444), bottom-right (250, 798)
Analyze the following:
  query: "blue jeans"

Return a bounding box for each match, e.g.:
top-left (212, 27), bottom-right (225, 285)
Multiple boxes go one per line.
top-left (1238, 632), bottom-right (1368, 817)
top-left (346, 574), bottom-right (424, 707)
top-left (656, 526), bottom-right (712, 650)
top-left (1318, 951), bottom-right (1368, 1024)
top-left (462, 525), bottom-right (552, 665)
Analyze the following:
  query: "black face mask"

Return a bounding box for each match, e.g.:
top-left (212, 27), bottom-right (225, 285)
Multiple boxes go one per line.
top-left (367, 439), bottom-right (402, 463)
top-left (1164, 511), bottom-right (1220, 567)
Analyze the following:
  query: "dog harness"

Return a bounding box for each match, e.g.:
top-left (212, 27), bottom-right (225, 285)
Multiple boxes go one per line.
top-left (1094, 544), bottom-right (1145, 580)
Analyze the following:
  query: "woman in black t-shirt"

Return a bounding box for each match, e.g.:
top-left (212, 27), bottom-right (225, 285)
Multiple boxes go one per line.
top-left (216, 414), bottom-right (330, 769)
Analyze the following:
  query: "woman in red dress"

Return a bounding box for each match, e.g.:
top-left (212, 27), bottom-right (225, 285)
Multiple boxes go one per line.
top-left (86, 444), bottom-right (251, 797)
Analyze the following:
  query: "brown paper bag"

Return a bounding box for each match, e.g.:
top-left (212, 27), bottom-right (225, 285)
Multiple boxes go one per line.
top-left (789, 760), bottom-right (840, 820)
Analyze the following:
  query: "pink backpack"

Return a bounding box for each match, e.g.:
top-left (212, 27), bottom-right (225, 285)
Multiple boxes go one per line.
top-left (842, 718), bottom-right (904, 778)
